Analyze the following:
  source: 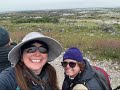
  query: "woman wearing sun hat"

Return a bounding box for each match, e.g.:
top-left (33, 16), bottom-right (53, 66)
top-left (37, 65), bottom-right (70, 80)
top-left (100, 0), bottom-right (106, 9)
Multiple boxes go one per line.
top-left (0, 32), bottom-right (62, 90)
top-left (61, 47), bottom-right (109, 90)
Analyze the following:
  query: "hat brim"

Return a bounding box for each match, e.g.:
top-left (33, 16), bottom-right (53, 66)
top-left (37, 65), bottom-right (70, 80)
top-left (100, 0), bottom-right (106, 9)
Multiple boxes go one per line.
top-left (8, 36), bottom-right (62, 66)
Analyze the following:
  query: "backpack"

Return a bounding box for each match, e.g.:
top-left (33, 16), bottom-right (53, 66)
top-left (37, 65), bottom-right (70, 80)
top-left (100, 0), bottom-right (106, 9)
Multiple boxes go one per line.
top-left (93, 66), bottom-right (112, 90)
top-left (84, 57), bottom-right (112, 89)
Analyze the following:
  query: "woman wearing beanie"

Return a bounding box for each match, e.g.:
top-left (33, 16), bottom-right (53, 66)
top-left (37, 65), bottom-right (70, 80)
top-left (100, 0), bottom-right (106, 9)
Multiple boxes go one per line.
top-left (0, 27), bottom-right (17, 72)
top-left (61, 47), bottom-right (109, 90)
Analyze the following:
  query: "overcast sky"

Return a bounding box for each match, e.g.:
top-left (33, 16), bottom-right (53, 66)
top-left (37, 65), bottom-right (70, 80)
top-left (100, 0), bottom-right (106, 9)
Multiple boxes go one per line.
top-left (0, 0), bottom-right (120, 12)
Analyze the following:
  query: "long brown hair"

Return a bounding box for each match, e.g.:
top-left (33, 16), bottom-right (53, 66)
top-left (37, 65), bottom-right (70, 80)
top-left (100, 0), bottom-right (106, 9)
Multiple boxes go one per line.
top-left (15, 61), bottom-right (29, 90)
top-left (15, 61), bottom-right (59, 90)
top-left (46, 63), bottom-right (59, 90)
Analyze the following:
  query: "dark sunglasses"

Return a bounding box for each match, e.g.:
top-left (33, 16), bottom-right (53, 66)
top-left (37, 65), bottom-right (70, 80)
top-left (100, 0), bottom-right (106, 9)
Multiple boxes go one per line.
top-left (61, 62), bottom-right (77, 68)
top-left (25, 46), bottom-right (48, 54)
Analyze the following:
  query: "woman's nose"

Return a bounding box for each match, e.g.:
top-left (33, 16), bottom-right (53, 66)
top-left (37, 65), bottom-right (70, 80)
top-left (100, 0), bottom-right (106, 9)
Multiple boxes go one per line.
top-left (66, 63), bottom-right (70, 68)
top-left (34, 49), bottom-right (41, 56)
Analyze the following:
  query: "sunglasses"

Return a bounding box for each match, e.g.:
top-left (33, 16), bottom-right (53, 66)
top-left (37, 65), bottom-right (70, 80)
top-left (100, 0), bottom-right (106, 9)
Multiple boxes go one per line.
top-left (25, 46), bottom-right (48, 54)
top-left (61, 62), bottom-right (77, 68)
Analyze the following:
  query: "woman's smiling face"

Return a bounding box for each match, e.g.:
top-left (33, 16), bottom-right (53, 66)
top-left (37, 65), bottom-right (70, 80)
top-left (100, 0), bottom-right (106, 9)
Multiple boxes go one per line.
top-left (63, 59), bottom-right (81, 78)
top-left (22, 42), bottom-right (48, 75)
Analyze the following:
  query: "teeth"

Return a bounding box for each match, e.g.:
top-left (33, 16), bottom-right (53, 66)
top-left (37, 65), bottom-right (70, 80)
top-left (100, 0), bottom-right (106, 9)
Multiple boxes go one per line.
top-left (31, 59), bottom-right (41, 63)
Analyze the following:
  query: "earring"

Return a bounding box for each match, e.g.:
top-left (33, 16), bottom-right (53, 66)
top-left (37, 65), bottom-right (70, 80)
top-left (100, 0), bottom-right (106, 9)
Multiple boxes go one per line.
top-left (79, 71), bottom-right (81, 73)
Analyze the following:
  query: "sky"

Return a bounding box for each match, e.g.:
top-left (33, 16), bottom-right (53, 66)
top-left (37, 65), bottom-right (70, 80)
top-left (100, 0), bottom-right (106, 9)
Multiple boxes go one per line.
top-left (0, 0), bottom-right (120, 12)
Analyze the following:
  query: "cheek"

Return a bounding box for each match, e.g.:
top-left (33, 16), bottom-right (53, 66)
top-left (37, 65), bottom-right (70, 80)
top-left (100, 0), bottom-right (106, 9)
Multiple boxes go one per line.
top-left (74, 67), bottom-right (81, 73)
top-left (22, 52), bottom-right (30, 62)
top-left (43, 54), bottom-right (48, 59)
top-left (74, 67), bottom-right (80, 73)
top-left (75, 64), bottom-right (81, 70)
top-left (41, 60), bottom-right (47, 67)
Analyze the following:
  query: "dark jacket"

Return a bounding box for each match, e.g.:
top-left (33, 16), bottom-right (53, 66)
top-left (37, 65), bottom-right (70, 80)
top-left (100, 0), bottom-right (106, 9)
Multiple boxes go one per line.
top-left (0, 67), bottom-right (53, 90)
top-left (62, 59), bottom-right (107, 90)
top-left (0, 44), bottom-right (16, 72)
top-left (0, 67), bottom-right (17, 90)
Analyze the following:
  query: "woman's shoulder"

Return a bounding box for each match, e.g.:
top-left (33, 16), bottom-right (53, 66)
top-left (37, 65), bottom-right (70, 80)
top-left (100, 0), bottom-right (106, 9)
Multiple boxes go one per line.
top-left (0, 67), bottom-right (17, 89)
top-left (0, 67), bottom-right (15, 82)
top-left (0, 67), bottom-right (15, 75)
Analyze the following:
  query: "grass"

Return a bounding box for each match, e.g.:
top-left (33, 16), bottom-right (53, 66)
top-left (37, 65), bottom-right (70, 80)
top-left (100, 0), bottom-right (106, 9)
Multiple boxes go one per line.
top-left (0, 16), bottom-right (120, 62)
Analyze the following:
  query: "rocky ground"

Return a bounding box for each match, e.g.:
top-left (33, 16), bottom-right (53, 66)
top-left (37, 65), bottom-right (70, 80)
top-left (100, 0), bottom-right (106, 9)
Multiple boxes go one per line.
top-left (50, 54), bottom-right (120, 90)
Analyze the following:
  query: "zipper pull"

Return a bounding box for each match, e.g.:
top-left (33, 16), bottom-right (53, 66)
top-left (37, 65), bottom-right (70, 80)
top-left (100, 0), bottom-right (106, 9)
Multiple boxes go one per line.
top-left (70, 83), bottom-right (73, 87)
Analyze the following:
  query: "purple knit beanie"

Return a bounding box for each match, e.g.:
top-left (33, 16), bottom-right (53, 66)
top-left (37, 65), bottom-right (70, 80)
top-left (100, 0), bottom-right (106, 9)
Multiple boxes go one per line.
top-left (63, 47), bottom-right (84, 63)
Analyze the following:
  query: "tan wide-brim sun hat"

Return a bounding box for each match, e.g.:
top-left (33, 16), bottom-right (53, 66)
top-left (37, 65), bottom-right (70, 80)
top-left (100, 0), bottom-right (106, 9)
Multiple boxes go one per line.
top-left (8, 32), bottom-right (62, 66)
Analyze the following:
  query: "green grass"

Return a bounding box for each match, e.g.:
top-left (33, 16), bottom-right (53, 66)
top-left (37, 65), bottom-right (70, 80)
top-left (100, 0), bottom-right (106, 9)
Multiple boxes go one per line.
top-left (0, 17), bottom-right (120, 62)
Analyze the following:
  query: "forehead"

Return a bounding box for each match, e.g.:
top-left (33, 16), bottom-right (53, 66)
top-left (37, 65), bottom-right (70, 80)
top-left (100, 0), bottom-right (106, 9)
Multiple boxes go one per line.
top-left (32, 42), bottom-right (43, 46)
top-left (21, 40), bottom-right (48, 51)
top-left (64, 59), bottom-right (77, 63)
